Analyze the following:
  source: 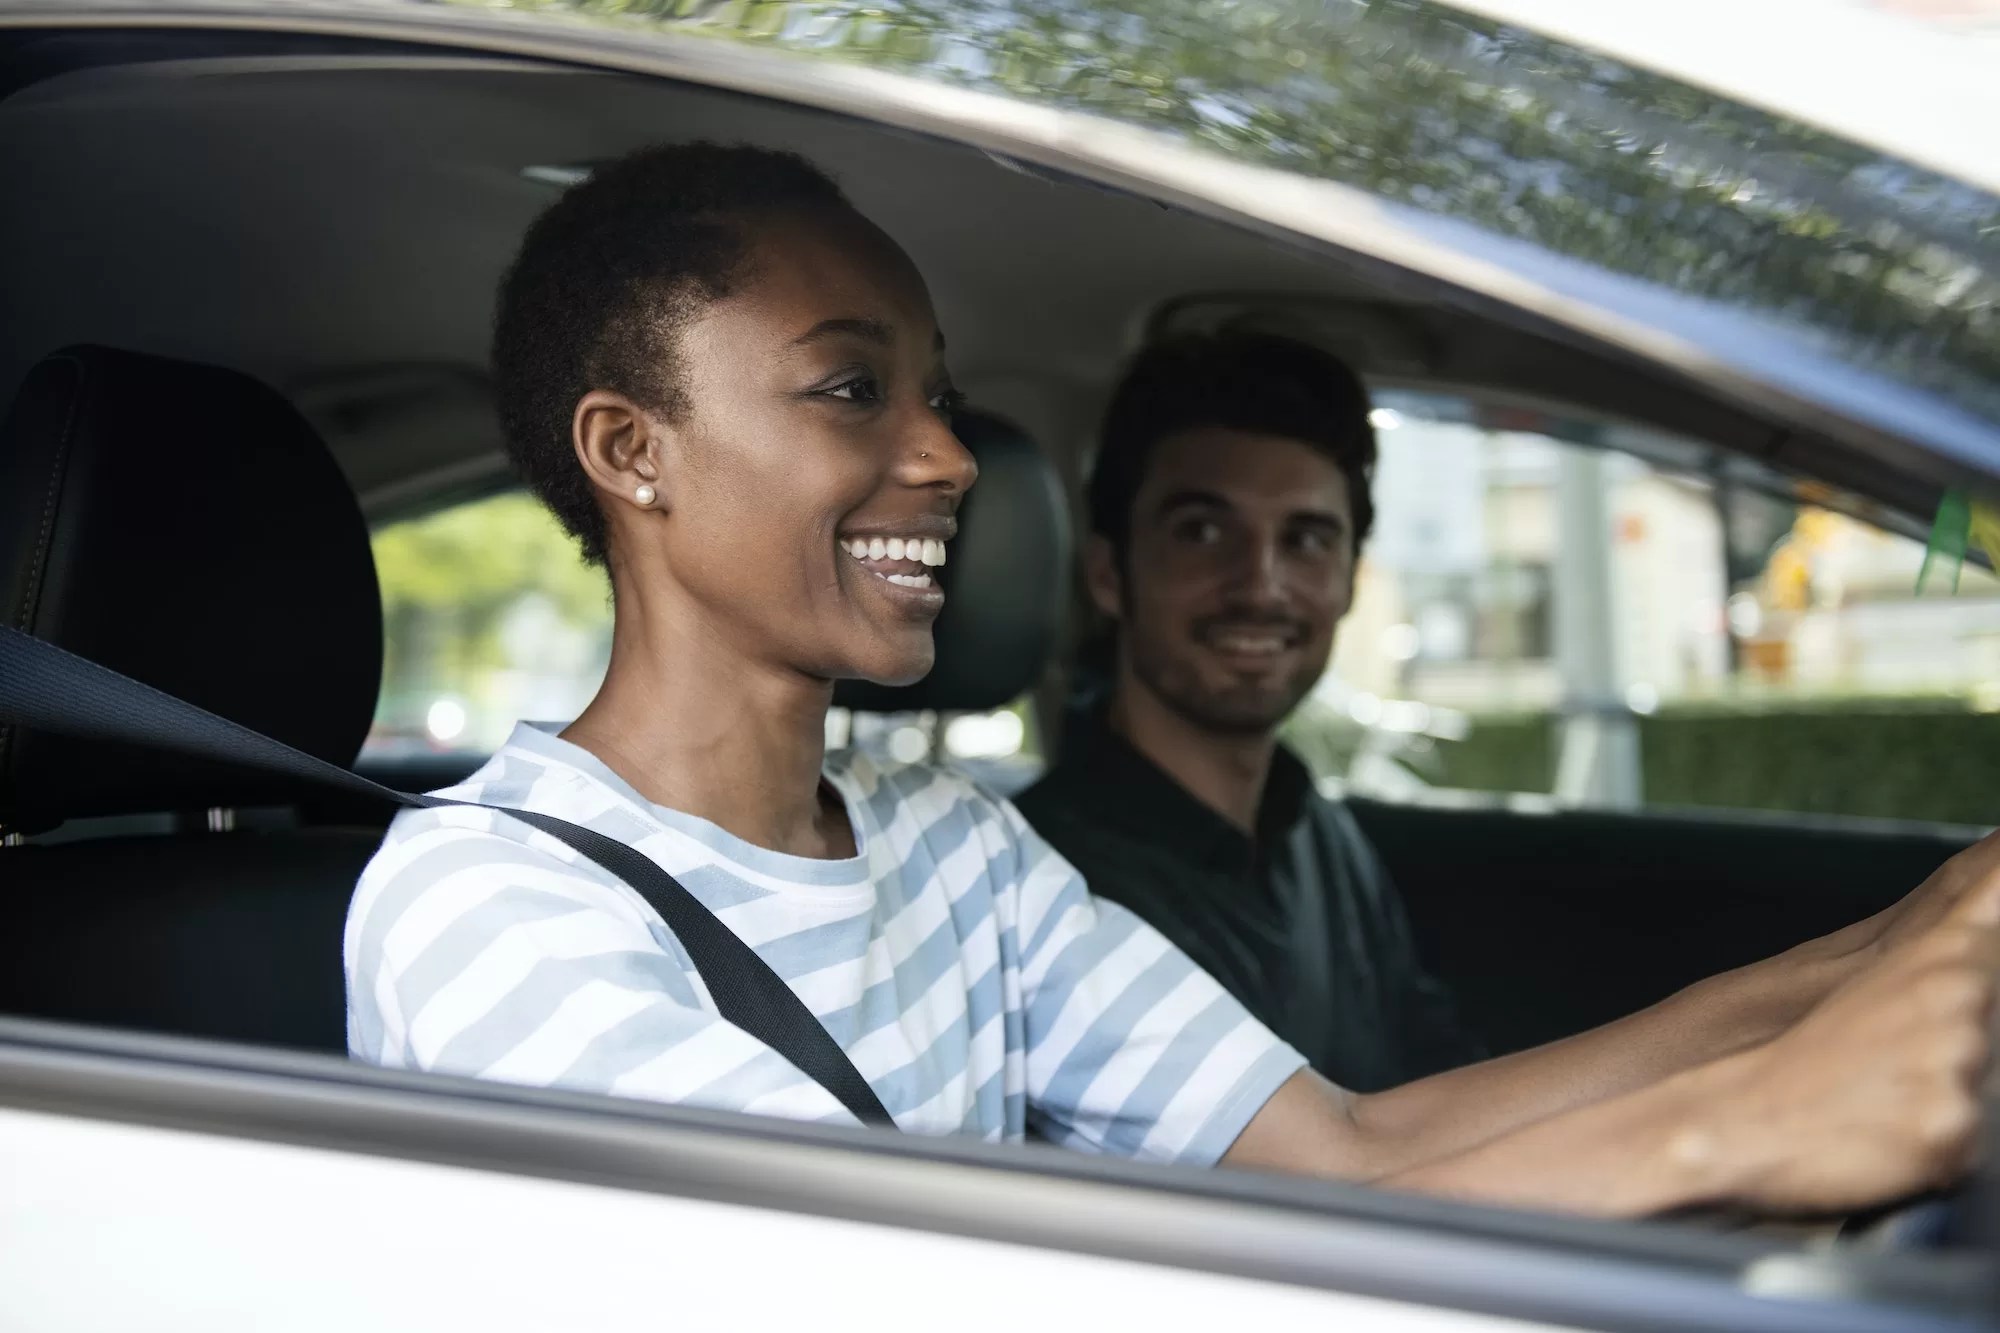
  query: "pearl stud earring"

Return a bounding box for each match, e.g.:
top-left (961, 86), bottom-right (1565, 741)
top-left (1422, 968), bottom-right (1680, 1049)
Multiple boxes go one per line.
top-left (634, 485), bottom-right (656, 506)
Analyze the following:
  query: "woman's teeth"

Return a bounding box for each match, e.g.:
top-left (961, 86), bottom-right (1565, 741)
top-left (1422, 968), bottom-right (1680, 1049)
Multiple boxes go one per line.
top-left (843, 537), bottom-right (948, 567)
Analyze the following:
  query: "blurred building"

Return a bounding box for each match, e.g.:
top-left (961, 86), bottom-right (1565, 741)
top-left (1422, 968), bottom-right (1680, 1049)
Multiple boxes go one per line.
top-left (1327, 391), bottom-right (2000, 719)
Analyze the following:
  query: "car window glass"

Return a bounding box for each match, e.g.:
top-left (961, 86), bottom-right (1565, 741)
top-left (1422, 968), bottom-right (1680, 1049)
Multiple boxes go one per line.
top-left (368, 492), bottom-right (612, 758)
top-left (1290, 390), bottom-right (2000, 826)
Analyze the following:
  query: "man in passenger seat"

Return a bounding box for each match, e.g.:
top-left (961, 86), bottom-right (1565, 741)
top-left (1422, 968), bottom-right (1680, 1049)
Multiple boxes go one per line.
top-left (1015, 334), bottom-right (1483, 1092)
top-left (347, 141), bottom-right (2000, 1220)
top-left (1016, 331), bottom-right (2000, 1132)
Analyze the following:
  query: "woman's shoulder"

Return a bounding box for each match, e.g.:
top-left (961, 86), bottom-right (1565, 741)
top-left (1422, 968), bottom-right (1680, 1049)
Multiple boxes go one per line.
top-left (354, 738), bottom-right (609, 898)
top-left (356, 806), bottom-right (582, 917)
top-left (829, 748), bottom-right (1016, 826)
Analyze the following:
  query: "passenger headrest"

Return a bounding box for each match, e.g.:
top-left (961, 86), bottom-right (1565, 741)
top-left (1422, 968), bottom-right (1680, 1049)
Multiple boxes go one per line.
top-left (836, 410), bottom-right (1070, 715)
top-left (0, 346), bottom-right (382, 832)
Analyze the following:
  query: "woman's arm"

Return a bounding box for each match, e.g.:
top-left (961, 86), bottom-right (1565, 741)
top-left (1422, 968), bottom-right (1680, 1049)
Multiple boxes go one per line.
top-left (1224, 844), bottom-right (2000, 1216)
top-left (1332, 825), bottom-right (2000, 1171)
top-left (1225, 1060), bottom-right (1736, 1216)
top-left (1353, 928), bottom-right (1861, 1161)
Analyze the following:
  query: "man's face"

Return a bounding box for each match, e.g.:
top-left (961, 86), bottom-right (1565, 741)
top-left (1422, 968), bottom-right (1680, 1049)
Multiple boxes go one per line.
top-left (1090, 428), bottom-right (1356, 735)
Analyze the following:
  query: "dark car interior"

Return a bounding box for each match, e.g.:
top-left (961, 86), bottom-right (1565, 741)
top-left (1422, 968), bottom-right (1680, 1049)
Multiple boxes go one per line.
top-left (0, 29), bottom-right (1983, 1103)
top-left (0, 342), bottom-right (1070, 1052)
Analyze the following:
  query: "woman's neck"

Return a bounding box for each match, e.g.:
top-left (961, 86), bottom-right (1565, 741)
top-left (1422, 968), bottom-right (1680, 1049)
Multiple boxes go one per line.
top-left (559, 580), bottom-right (853, 860)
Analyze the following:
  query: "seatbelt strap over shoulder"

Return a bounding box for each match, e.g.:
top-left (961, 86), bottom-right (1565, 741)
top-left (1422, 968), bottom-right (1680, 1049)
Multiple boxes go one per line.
top-left (0, 625), bottom-right (895, 1129)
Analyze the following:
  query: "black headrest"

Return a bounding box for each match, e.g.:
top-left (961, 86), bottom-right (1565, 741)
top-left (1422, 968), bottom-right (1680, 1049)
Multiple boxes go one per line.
top-left (0, 346), bottom-right (382, 832)
top-left (836, 411), bottom-right (1070, 714)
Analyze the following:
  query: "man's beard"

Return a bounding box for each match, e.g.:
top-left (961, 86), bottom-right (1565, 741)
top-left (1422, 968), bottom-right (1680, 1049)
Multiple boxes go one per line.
top-left (1124, 619), bottom-right (1323, 737)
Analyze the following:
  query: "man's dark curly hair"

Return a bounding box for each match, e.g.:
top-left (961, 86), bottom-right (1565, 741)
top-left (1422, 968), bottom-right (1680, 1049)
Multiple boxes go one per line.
top-left (492, 142), bottom-right (850, 565)
top-left (1088, 332), bottom-right (1378, 561)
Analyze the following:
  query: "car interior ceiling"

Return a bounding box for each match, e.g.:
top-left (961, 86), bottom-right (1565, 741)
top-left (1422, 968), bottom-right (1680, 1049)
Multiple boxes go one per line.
top-left (0, 52), bottom-right (1847, 513)
top-left (0, 44), bottom-right (1981, 1069)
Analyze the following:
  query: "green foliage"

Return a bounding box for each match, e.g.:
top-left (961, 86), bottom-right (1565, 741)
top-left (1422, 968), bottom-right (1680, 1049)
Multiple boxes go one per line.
top-left (1294, 698), bottom-right (1999, 827)
top-left (371, 493), bottom-right (611, 706)
top-left (1422, 711), bottom-right (1556, 796)
top-left (373, 491), bottom-right (609, 619)
top-left (1634, 700), bottom-right (1998, 827)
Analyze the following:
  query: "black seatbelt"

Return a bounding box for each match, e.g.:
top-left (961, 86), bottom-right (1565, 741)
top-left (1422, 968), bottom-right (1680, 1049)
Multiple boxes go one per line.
top-left (0, 625), bottom-right (895, 1128)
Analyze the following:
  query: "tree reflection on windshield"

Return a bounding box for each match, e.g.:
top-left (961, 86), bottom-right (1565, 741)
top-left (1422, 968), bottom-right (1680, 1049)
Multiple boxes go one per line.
top-left (464, 0), bottom-right (2000, 430)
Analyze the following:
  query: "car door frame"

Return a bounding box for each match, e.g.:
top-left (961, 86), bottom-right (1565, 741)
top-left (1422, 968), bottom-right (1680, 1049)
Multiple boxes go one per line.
top-left (1, 1015), bottom-right (1986, 1332)
top-left (0, 5), bottom-right (1994, 1328)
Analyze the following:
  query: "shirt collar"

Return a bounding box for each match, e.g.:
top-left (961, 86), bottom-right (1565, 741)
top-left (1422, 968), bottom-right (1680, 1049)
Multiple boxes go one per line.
top-left (499, 721), bottom-right (873, 887)
top-left (1054, 708), bottom-right (1314, 872)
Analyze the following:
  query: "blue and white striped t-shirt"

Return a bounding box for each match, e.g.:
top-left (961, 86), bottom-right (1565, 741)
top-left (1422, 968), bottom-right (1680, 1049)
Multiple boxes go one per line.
top-left (344, 722), bottom-right (1305, 1164)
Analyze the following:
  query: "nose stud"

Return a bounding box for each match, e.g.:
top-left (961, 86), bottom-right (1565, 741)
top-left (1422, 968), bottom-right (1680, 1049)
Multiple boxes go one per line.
top-left (920, 452), bottom-right (929, 459)
top-left (634, 484), bottom-right (656, 506)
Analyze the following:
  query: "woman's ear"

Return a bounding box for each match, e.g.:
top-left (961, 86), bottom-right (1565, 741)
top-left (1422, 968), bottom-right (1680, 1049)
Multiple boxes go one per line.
top-left (1082, 533), bottom-right (1124, 622)
top-left (573, 389), bottom-right (667, 511)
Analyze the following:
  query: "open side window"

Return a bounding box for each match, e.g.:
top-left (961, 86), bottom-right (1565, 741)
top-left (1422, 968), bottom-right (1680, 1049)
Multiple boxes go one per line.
top-left (1293, 389), bottom-right (1999, 830)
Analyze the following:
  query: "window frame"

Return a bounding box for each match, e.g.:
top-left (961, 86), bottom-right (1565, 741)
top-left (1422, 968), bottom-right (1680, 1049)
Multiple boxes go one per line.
top-left (5, 10), bottom-right (1994, 1321)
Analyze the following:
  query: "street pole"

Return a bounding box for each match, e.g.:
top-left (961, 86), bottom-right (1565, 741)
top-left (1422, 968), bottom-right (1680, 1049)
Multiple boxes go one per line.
top-left (1552, 443), bottom-right (1641, 808)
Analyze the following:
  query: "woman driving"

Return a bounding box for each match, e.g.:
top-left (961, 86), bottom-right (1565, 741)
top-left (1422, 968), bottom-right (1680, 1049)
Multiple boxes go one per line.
top-left (346, 142), bottom-right (2000, 1216)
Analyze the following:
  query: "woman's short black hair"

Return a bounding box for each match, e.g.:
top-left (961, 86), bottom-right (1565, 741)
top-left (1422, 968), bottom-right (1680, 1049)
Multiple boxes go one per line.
top-left (1087, 332), bottom-right (1377, 559)
top-left (491, 142), bottom-right (850, 565)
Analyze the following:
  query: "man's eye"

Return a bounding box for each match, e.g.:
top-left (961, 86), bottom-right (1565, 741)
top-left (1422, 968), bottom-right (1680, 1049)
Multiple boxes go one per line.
top-left (822, 375), bottom-right (883, 404)
top-left (1290, 529), bottom-right (1333, 556)
top-left (1173, 518), bottom-right (1223, 544)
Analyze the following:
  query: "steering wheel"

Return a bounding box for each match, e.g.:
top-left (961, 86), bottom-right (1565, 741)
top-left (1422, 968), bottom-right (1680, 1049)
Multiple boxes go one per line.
top-left (1842, 1185), bottom-right (1981, 1253)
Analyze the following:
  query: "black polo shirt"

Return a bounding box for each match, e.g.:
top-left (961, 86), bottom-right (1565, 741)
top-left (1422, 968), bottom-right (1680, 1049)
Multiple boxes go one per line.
top-left (1014, 714), bottom-right (1483, 1092)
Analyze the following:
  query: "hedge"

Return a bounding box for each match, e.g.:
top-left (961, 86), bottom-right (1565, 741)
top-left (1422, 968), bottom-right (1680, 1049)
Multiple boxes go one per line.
top-left (1285, 698), bottom-right (1998, 827)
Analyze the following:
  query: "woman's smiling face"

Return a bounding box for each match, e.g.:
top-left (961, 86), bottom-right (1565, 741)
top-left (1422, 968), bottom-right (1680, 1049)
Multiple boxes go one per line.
top-left (590, 206), bottom-right (977, 688)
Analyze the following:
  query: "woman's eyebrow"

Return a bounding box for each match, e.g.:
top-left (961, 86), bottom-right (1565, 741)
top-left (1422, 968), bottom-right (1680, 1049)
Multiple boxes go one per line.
top-left (793, 316), bottom-right (894, 347)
